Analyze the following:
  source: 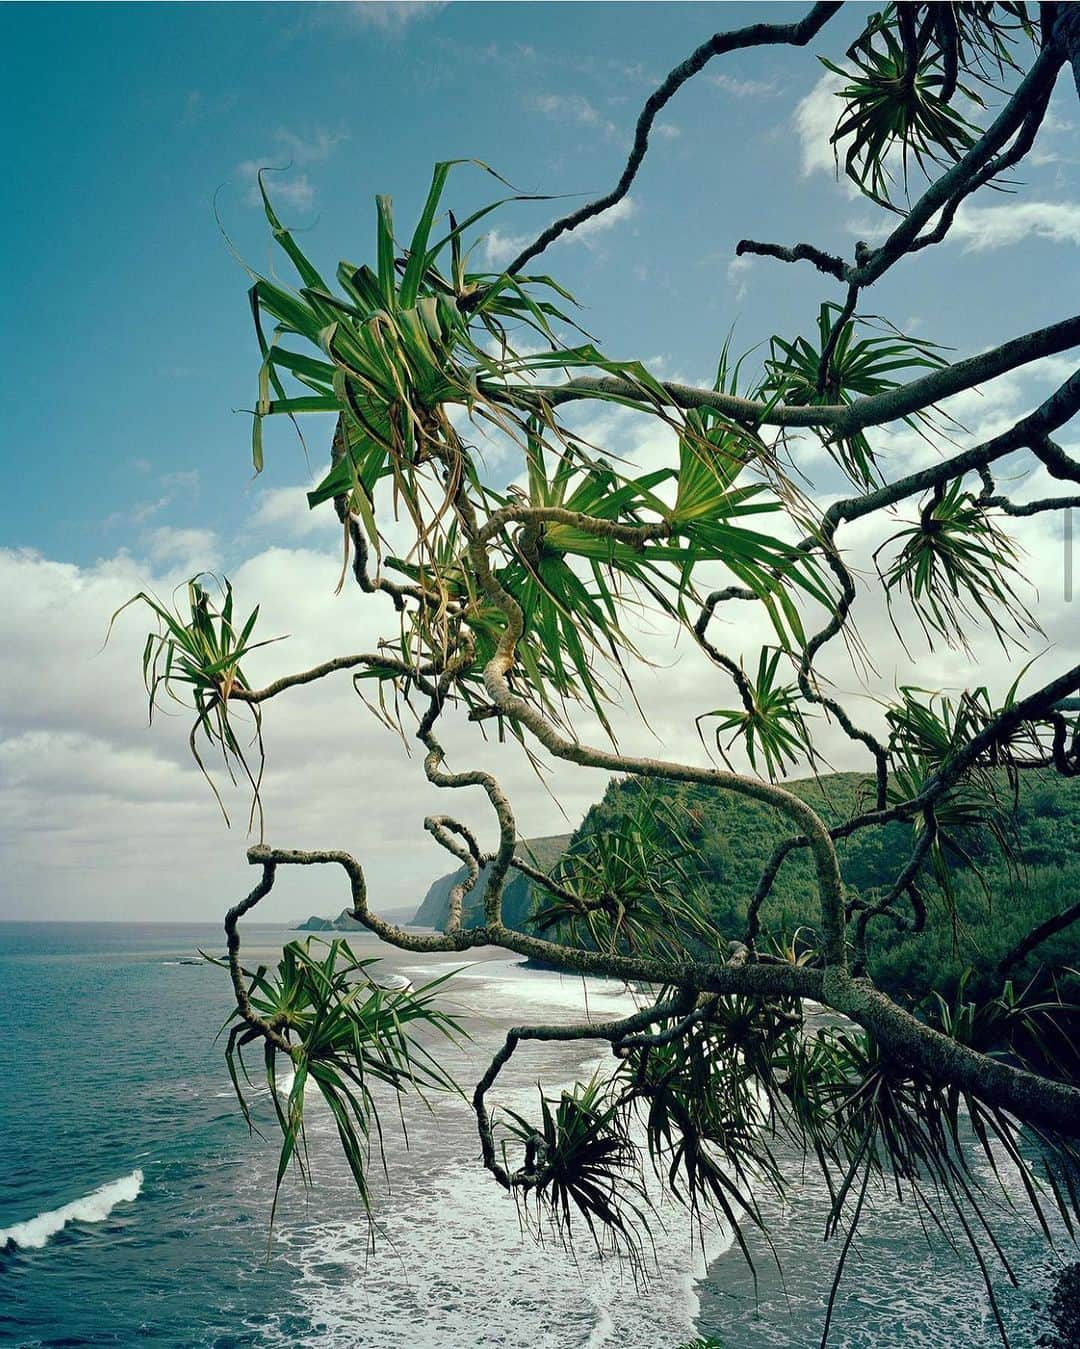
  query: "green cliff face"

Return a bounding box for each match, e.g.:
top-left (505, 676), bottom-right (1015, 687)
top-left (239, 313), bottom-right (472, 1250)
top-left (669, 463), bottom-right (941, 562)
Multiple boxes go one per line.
top-left (556, 769), bottom-right (1080, 1000)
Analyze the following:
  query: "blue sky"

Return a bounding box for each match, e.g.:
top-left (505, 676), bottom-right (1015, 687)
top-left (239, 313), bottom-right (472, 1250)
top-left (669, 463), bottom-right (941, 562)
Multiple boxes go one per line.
top-left (1, 2), bottom-right (1078, 920)
top-left (5, 0), bottom-right (1074, 565)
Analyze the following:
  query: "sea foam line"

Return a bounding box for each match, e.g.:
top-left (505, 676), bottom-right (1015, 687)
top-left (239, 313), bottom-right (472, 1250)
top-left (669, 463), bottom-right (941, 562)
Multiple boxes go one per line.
top-left (0, 1169), bottom-right (143, 1250)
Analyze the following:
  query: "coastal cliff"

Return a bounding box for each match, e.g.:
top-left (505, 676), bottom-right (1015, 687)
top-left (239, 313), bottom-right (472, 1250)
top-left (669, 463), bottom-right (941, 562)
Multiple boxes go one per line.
top-left (294, 834), bottom-right (572, 934)
top-left (295, 909), bottom-right (366, 932)
top-left (410, 834), bottom-right (572, 930)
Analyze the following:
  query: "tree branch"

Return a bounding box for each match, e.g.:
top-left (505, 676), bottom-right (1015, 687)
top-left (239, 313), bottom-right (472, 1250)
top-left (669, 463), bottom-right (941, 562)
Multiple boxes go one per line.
top-left (734, 238), bottom-right (849, 281)
top-left (999, 897), bottom-right (1080, 973)
top-left (541, 314), bottom-right (1080, 435)
top-left (849, 44), bottom-right (1066, 287)
top-left (499, 2), bottom-right (842, 277)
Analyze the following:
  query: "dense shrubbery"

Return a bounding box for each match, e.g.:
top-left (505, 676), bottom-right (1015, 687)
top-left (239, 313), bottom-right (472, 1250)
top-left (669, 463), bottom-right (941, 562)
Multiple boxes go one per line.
top-left (547, 769), bottom-right (1080, 1001)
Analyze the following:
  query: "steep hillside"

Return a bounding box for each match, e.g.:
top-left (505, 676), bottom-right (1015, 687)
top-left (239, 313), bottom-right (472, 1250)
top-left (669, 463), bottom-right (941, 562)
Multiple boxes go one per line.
top-left (296, 909), bottom-right (365, 932)
top-left (567, 769), bottom-right (1080, 997)
top-left (411, 834), bottom-right (572, 930)
top-left (409, 769), bottom-right (1080, 1000)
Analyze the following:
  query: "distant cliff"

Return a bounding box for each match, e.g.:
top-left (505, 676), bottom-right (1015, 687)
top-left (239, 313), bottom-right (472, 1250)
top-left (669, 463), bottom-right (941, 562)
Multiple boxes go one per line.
top-left (295, 909), bottom-right (365, 932)
top-left (293, 836), bottom-right (572, 934)
top-left (411, 834), bottom-right (572, 931)
top-left (295, 766), bottom-right (1080, 1002)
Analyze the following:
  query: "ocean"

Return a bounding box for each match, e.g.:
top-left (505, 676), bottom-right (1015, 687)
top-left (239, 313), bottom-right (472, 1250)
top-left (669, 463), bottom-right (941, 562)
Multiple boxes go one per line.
top-left (0, 922), bottom-right (1067, 1347)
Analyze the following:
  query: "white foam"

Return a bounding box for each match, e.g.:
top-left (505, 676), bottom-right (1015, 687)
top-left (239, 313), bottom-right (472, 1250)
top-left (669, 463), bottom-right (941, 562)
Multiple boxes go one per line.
top-left (0, 1169), bottom-right (143, 1251)
top-left (271, 1160), bottom-right (707, 1349)
top-left (257, 1005), bottom-right (736, 1348)
top-left (584, 1303), bottom-right (615, 1348)
top-left (230, 957), bottom-right (737, 1346)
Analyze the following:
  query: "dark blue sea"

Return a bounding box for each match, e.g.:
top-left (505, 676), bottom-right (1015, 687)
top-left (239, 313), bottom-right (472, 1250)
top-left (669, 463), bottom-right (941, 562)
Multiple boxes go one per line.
top-left (0, 922), bottom-right (1069, 1347)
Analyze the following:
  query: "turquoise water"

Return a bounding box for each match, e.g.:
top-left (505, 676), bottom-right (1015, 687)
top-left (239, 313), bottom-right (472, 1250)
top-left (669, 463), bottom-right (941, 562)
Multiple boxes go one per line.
top-left (0, 923), bottom-right (305, 1346)
top-left (0, 923), bottom-right (720, 1347)
top-left (0, 923), bottom-right (1069, 1347)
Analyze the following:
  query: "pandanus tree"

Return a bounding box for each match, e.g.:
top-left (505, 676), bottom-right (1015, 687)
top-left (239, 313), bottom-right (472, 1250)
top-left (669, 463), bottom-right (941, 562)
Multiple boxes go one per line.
top-left (125, 3), bottom-right (1080, 1342)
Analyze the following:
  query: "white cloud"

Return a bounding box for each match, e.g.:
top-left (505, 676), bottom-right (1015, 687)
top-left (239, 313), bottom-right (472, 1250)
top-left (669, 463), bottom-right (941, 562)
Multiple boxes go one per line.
top-left (143, 526), bottom-right (220, 571)
top-left (945, 199), bottom-right (1080, 251)
top-left (848, 199), bottom-right (1080, 252)
top-left (726, 253), bottom-right (754, 301)
top-left (568, 196), bottom-right (637, 242)
top-left (104, 470), bottom-right (200, 536)
top-left (0, 536), bottom-right (603, 922)
top-left (342, 1), bottom-right (447, 31)
top-left (235, 126), bottom-right (345, 211)
top-left (130, 496), bottom-right (172, 526)
top-left (236, 162), bottom-right (315, 211)
top-left (533, 92), bottom-right (600, 124)
top-left (794, 72), bottom-right (845, 179)
top-left (483, 227), bottom-right (531, 269)
top-left (793, 71), bottom-right (904, 201)
top-left (530, 92), bottom-right (616, 137)
top-left (182, 90), bottom-right (206, 126)
top-left (273, 127), bottom-right (348, 165)
top-left (249, 485), bottom-right (337, 541)
top-left (161, 469), bottom-right (200, 493)
top-left (483, 199), bottom-right (636, 268)
top-left (711, 72), bottom-right (778, 98)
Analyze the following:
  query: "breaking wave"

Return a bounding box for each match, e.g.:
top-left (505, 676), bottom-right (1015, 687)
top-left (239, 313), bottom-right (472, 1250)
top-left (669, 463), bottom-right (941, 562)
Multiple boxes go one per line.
top-left (0, 1169), bottom-right (143, 1251)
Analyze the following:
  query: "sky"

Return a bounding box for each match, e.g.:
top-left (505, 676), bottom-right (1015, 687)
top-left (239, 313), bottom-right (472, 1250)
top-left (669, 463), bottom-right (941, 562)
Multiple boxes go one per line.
top-left (1, 1), bottom-right (1078, 923)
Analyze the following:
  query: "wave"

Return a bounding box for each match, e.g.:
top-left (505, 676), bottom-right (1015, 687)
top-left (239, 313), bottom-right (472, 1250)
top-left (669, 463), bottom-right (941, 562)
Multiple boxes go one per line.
top-left (0, 1169), bottom-right (143, 1251)
top-left (255, 1007), bottom-right (735, 1347)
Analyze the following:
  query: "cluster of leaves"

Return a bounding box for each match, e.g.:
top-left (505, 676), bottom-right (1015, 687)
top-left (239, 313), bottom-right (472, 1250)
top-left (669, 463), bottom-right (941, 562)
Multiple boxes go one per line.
top-left (619, 994), bottom-right (794, 1269)
top-left (877, 478), bottom-right (1036, 652)
top-left (492, 993), bottom-right (797, 1276)
top-left (249, 161), bottom-right (590, 508)
top-left (530, 784), bottom-right (722, 960)
top-left (823, 2), bottom-right (1036, 208)
top-left (220, 938), bottom-right (464, 1225)
top-left (925, 967), bottom-right (1080, 1085)
top-left (244, 163), bottom-right (838, 737)
top-left (110, 576), bottom-right (277, 831)
top-left (760, 301), bottom-right (948, 487)
top-left (699, 647), bottom-right (813, 782)
top-left (784, 1009), bottom-right (1078, 1341)
top-left (494, 977), bottom-right (1078, 1339)
top-left (501, 1076), bottom-right (651, 1263)
top-left (885, 686), bottom-right (1013, 896)
top-left (882, 680), bottom-right (1060, 907)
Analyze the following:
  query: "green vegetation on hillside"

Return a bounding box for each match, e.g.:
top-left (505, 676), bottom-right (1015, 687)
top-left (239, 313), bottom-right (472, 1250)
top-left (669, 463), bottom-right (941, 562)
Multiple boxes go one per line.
top-left (568, 771), bottom-right (1079, 999)
top-left (416, 770), bottom-right (1079, 1005)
